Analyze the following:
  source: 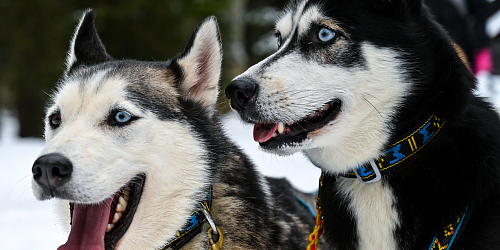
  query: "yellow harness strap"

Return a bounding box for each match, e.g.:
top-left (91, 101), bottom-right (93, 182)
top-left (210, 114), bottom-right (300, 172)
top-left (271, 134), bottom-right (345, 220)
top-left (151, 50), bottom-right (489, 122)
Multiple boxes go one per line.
top-left (307, 207), bottom-right (324, 250)
top-left (307, 172), bottom-right (325, 250)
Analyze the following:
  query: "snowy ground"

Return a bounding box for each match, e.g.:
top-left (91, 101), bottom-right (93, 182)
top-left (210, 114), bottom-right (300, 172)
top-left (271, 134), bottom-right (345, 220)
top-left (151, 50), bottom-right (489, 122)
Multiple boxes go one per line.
top-left (0, 110), bottom-right (321, 249)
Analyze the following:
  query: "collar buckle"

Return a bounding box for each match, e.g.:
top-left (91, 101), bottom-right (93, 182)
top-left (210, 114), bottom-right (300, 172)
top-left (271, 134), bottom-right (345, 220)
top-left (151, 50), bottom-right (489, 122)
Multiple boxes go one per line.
top-left (355, 159), bottom-right (382, 183)
top-left (201, 203), bottom-right (224, 250)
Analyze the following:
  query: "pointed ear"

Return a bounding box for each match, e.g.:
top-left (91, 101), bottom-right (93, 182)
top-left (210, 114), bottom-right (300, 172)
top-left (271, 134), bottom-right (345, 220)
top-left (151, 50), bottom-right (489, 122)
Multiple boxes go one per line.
top-left (174, 16), bottom-right (222, 114)
top-left (66, 9), bottom-right (111, 74)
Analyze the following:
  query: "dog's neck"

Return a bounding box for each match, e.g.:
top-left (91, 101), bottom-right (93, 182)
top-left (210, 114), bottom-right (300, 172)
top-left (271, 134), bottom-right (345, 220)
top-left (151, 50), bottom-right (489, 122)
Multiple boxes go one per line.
top-left (314, 113), bottom-right (473, 249)
top-left (341, 114), bottom-right (445, 183)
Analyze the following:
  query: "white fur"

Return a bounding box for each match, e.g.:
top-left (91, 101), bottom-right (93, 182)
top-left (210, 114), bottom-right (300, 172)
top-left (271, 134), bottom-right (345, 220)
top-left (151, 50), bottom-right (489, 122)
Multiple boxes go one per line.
top-left (304, 44), bottom-right (408, 173)
top-left (338, 179), bottom-right (400, 250)
top-left (276, 11), bottom-right (294, 39)
top-left (293, 0), bottom-right (310, 30)
top-left (275, 0), bottom-right (309, 41)
top-left (33, 15), bottom-right (223, 250)
top-left (297, 6), bottom-right (325, 37)
top-left (36, 72), bottom-right (211, 249)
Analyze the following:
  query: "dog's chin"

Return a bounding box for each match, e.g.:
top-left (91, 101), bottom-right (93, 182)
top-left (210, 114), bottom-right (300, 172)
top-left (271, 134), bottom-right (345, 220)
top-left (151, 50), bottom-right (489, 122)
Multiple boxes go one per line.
top-left (58, 174), bottom-right (146, 250)
top-left (253, 100), bottom-right (342, 151)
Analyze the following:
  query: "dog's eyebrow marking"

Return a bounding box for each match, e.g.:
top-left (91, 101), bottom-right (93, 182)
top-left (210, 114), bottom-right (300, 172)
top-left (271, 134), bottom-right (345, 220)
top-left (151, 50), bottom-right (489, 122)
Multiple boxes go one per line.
top-left (276, 11), bottom-right (294, 38)
top-left (297, 5), bottom-right (325, 38)
top-left (274, 0), bottom-right (310, 49)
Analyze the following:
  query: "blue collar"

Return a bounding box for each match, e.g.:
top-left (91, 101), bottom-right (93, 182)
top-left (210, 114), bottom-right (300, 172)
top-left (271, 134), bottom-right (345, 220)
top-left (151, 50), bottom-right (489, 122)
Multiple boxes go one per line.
top-left (343, 114), bottom-right (445, 183)
top-left (159, 186), bottom-right (213, 250)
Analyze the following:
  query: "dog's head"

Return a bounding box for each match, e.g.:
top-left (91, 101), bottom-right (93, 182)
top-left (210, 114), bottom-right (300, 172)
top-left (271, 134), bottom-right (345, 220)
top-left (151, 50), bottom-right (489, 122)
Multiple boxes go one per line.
top-left (31, 10), bottom-right (222, 249)
top-left (225, 0), bottom-right (467, 173)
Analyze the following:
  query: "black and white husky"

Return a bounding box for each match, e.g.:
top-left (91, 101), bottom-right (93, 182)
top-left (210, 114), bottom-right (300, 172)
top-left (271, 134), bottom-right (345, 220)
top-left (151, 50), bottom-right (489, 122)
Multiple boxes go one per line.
top-left (31, 10), bottom-right (318, 250)
top-left (226, 0), bottom-right (500, 249)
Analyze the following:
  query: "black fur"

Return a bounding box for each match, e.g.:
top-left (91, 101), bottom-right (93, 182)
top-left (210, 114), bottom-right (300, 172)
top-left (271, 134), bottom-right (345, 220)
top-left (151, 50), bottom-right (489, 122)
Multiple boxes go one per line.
top-left (67, 10), bottom-right (112, 74)
top-left (304, 0), bottom-right (500, 249)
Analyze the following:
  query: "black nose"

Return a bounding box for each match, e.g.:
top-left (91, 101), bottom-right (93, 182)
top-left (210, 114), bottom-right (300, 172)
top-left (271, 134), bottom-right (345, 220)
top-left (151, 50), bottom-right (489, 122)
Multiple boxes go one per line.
top-left (225, 78), bottom-right (258, 111)
top-left (32, 153), bottom-right (73, 191)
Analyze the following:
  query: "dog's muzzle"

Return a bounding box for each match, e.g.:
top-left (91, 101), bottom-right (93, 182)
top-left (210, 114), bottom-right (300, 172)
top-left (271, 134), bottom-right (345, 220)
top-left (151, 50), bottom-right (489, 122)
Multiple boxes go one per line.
top-left (32, 153), bottom-right (73, 197)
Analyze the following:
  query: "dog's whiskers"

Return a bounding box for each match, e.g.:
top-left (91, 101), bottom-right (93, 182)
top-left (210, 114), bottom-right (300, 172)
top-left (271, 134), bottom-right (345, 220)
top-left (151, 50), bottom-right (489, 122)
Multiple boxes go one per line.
top-left (362, 94), bottom-right (383, 119)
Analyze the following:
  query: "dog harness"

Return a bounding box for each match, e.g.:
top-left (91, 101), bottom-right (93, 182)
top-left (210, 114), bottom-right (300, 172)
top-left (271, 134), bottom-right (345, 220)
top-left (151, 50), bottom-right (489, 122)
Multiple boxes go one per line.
top-left (307, 172), bottom-right (325, 250)
top-left (427, 206), bottom-right (473, 250)
top-left (307, 114), bottom-right (472, 250)
top-left (159, 186), bottom-right (224, 250)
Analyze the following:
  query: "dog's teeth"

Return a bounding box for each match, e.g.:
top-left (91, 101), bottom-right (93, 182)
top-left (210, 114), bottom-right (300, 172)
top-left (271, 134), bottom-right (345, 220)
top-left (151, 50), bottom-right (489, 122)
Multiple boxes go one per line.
top-left (272, 132), bottom-right (278, 138)
top-left (113, 212), bottom-right (122, 223)
top-left (106, 224), bottom-right (114, 233)
top-left (278, 123), bottom-right (285, 134)
top-left (322, 104), bottom-right (330, 110)
top-left (120, 196), bottom-right (129, 206)
top-left (116, 203), bottom-right (125, 213)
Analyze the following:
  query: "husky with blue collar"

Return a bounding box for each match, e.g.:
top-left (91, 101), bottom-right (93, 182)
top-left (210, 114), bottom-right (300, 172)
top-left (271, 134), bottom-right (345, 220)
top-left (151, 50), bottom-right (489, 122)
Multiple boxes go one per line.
top-left (30, 10), bottom-right (318, 250)
top-left (226, 0), bottom-right (500, 249)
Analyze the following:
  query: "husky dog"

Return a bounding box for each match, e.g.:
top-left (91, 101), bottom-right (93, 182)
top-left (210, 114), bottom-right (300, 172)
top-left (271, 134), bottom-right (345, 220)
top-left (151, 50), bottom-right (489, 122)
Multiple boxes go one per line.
top-left (226, 0), bottom-right (500, 249)
top-left (31, 10), bottom-right (318, 250)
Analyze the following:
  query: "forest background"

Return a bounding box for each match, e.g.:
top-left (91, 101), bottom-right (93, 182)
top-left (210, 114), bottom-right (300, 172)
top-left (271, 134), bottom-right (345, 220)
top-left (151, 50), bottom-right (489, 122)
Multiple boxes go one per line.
top-left (0, 0), bottom-right (288, 138)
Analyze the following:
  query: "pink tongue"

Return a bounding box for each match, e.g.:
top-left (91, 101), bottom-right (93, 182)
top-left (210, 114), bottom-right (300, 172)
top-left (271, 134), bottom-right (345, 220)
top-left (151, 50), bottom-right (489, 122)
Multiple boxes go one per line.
top-left (58, 198), bottom-right (112, 250)
top-left (253, 123), bottom-right (278, 143)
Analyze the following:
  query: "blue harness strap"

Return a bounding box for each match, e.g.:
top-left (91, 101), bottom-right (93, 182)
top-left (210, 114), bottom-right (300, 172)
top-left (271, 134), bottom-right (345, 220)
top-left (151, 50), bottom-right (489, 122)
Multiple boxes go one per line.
top-left (427, 205), bottom-right (473, 250)
top-left (159, 186), bottom-right (213, 250)
top-left (295, 194), bottom-right (317, 218)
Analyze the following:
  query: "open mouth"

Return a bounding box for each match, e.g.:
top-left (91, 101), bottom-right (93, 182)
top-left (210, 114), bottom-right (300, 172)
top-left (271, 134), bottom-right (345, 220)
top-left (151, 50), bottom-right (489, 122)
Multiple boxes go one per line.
top-left (254, 100), bottom-right (341, 148)
top-left (58, 174), bottom-right (146, 250)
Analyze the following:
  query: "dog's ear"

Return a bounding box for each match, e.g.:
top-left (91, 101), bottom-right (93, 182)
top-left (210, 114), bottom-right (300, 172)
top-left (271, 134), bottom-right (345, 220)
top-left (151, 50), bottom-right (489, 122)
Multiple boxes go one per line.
top-left (173, 16), bottom-right (222, 114)
top-left (65, 9), bottom-right (111, 75)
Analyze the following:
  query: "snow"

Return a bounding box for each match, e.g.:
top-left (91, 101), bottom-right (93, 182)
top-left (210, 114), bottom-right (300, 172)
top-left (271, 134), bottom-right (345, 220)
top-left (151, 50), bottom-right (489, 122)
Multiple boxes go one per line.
top-left (0, 110), bottom-right (320, 249)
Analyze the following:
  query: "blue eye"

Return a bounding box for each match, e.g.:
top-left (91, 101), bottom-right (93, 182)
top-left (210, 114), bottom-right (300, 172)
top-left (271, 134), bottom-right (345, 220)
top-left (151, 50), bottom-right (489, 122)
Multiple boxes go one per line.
top-left (318, 28), bottom-right (335, 42)
top-left (115, 111), bottom-right (132, 123)
top-left (107, 109), bottom-right (139, 127)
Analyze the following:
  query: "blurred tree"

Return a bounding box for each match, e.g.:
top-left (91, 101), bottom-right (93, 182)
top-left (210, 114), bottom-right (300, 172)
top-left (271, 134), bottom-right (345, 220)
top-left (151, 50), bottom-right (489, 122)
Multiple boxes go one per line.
top-left (0, 0), bottom-right (77, 138)
top-left (0, 0), bottom-right (288, 138)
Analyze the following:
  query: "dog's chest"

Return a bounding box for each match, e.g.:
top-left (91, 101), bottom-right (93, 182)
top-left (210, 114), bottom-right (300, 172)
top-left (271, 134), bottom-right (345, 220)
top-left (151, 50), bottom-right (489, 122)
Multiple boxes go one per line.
top-left (336, 179), bottom-right (400, 250)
